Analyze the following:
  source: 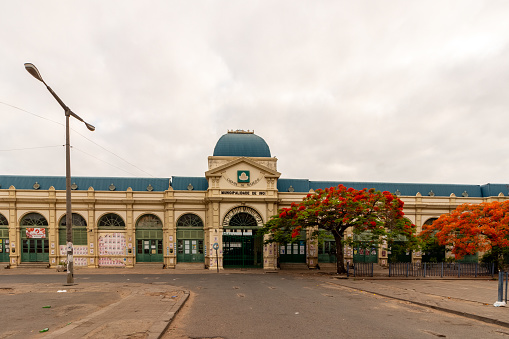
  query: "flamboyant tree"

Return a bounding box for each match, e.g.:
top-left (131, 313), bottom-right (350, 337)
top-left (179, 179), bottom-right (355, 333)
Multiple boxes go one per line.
top-left (260, 185), bottom-right (417, 274)
top-left (420, 201), bottom-right (509, 268)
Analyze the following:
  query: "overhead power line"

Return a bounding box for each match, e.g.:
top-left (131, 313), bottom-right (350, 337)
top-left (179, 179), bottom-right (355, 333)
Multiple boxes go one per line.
top-left (0, 101), bottom-right (156, 178)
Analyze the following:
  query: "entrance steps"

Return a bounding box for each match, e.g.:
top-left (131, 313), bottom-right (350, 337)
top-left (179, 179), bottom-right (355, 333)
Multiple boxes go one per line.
top-left (135, 262), bottom-right (165, 269)
top-left (279, 263), bottom-right (308, 270)
top-left (175, 262), bottom-right (205, 270)
top-left (16, 262), bottom-right (50, 269)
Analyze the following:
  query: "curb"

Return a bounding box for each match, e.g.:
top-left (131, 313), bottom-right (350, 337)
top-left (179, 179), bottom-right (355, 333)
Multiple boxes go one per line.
top-left (150, 290), bottom-right (190, 339)
top-left (334, 283), bottom-right (509, 329)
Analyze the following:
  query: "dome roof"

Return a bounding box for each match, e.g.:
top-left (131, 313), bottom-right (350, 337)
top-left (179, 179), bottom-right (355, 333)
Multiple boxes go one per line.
top-left (213, 131), bottom-right (271, 157)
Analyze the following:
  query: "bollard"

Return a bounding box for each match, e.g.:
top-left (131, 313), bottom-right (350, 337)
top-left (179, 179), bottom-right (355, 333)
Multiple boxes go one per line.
top-left (494, 271), bottom-right (507, 307)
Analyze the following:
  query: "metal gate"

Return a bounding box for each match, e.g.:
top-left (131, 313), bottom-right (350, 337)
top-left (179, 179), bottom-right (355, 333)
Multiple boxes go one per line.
top-left (223, 230), bottom-right (262, 267)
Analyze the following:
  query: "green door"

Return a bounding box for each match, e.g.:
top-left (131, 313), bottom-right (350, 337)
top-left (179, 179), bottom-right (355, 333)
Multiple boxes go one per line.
top-left (21, 238), bottom-right (49, 262)
top-left (0, 228), bottom-right (8, 262)
top-left (223, 231), bottom-right (262, 267)
top-left (318, 240), bottom-right (336, 263)
top-left (177, 239), bottom-right (204, 262)
top-left (279, 241), bottom-right (306, 263)
top-left (0, 238), bottom-right (9, 262)
top-left (353, 246), bottom-right (378, 263)
top-left (136, 239), bottom-right (163, 262)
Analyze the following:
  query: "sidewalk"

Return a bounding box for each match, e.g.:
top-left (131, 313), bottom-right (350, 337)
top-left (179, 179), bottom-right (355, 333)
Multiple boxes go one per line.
top-left (0, 276), bottom-right (189, 339)
top-left (322, 275), bottom-right (509, 328)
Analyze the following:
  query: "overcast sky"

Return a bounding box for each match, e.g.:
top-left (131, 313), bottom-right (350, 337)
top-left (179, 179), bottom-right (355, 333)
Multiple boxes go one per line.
top-left (1, 1), bottom-right (509, 185)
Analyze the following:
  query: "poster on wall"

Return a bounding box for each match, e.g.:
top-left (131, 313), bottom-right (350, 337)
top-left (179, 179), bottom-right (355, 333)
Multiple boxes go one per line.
top-left (97, 233), bottom-right (126, 267)
top-left (59, 245), bottom-right (89, 266)
top-left (26, 228), bottom-right (46, 238)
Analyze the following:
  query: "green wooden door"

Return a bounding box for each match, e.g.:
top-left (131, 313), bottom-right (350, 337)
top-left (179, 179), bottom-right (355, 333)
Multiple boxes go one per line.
top-left (223, 231), bottom-right (262, 267)
top-left (136, 239), bottom-right (163, 262)
top-left (0, 228), bottom-right (8, 262)
top-left (177, 239), bottom-right (204, 262)
top-left (353, 246), bottom-right (378, 263)
top-left (0, 239), bottom-right (8, 262)
top-left (279, 241), bottom-right (306, 263)
top-left (21, 238), bottom-right (49, 262)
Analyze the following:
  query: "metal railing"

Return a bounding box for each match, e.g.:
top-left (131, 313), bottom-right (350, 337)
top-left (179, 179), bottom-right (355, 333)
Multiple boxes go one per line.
top-left (388, 262), bottom-right (495, 278)
top-left (346, 262), bottom-right (373, 277)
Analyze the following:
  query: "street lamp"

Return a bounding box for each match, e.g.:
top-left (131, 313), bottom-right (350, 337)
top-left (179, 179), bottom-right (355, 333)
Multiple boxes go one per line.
top-left (24, 63), bottom-right (95, 285)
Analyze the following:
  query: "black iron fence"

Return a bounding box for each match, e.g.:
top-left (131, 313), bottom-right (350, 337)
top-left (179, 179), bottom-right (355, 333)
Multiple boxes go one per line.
top-left (388, 262), bottom-right (495, 278)
top-left (346, 262), bottom-right (373, 277)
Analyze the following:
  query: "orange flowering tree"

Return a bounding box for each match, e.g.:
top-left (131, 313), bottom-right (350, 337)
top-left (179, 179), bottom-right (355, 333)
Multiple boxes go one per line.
top-left (420, 201), bottom-right (509, 268)
top-left (261, 185), bottom-right (417, 274)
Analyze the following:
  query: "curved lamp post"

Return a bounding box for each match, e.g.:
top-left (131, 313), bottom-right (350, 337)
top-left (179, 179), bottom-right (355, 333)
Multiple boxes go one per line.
top-left (24, 63), bottom-right (95, 284)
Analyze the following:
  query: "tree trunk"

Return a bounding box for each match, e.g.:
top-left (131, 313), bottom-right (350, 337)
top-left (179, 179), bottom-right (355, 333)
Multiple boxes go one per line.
top-left (333, 229), bottom-right (346, 274)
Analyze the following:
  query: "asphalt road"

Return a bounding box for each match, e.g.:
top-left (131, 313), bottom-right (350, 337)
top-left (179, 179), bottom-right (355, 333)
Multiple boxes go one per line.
top-left (2, 272), bottom-right (508, 338)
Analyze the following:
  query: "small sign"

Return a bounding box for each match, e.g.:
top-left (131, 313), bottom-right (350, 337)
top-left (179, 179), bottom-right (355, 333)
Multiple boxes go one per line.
top-left (26, 228), bottom-right (46, 239)
top-left (213, 243), bottom-right (219, 250)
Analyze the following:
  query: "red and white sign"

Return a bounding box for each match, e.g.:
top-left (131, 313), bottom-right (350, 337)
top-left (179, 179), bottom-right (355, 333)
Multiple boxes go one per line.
top-left (26, 228), bottom-right (46, 239)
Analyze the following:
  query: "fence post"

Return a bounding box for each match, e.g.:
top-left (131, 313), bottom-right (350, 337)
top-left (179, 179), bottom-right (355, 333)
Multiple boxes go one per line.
top-left (371, 263), bottom-right (373, 277)
top-left (441, 262), bottom-right (444, 278)
top-left (475, 263), bottom-right (478, 278)
top-left (458, 263), bottom-right (461, 278)
top-left (389, 262), bottom-right (391, 277)
top-left (423, 262), bottom-right (426, 278)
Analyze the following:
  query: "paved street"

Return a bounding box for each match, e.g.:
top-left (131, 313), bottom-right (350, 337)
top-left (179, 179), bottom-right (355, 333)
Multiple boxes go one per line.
top-left (1, 268), bottom-right (509, 338)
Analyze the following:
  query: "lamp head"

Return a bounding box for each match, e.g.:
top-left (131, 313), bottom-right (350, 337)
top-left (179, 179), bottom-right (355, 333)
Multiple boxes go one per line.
top-left (24, 63), bottom-right (45, 83)
top-left (85, 122), bottom-right (96, 132)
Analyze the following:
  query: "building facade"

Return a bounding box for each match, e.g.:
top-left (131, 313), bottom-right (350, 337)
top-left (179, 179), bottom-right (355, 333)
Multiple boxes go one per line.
top-left (1, 130), bottom-right (508, 269)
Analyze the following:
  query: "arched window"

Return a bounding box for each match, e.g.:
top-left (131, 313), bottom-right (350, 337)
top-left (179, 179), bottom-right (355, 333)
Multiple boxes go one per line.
top-left (228, 212), bottom-right (257, 227)
top-left (177, 214), bottom-right (204, 227)
top-left (58, 213), bottom-right (87, 245)
top-left (20, 213), bottom-right (48, 226)
top-left (136, 214), bottom-right (163, 229)
top-left (98, 213), bottom-right (125, 229)
top-left (0, 213), bottom-right (7, 226)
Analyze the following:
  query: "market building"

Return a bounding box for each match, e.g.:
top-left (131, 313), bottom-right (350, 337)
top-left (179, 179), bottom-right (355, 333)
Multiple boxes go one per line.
top-left (1, 130), bottom-right (508, 269)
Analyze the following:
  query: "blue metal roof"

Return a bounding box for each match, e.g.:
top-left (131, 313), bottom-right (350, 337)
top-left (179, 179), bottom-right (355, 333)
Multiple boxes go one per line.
top-left (213, 132), bottom-right (271, 157)
top-left (1, 175), bottom-right (508, 198)
top-left (171, 176), bottom-right (209, 191)
top-left (278, 179), bottom-right (486, 197)
top-left (0, 175), bottom-right (170, 192)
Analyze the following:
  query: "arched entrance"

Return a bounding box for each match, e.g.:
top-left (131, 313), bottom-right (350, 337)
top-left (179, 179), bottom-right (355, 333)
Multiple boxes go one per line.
top-left (135, 214), bottom-right (163, 263)
top-left (222, 206), bottom-right (263, 268)
top-left (20, 213), bottom-right (49, 263)
top-left (176, 214), bottom-right (204, 263)
top-left (0, 214), bottom-right (8, 262)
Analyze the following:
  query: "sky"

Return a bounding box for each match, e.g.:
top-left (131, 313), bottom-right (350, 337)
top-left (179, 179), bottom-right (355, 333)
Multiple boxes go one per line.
top-left (2, 1), bottom-right (509, 185)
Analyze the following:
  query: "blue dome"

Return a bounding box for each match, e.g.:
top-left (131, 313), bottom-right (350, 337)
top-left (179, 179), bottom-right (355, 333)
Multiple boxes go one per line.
top-left (213, 131), bottom-right (271, 157)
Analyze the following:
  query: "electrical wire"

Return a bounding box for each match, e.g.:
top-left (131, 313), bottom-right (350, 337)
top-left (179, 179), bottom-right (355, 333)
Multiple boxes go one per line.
top-left (1, 101), bottom-right (157, 178)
